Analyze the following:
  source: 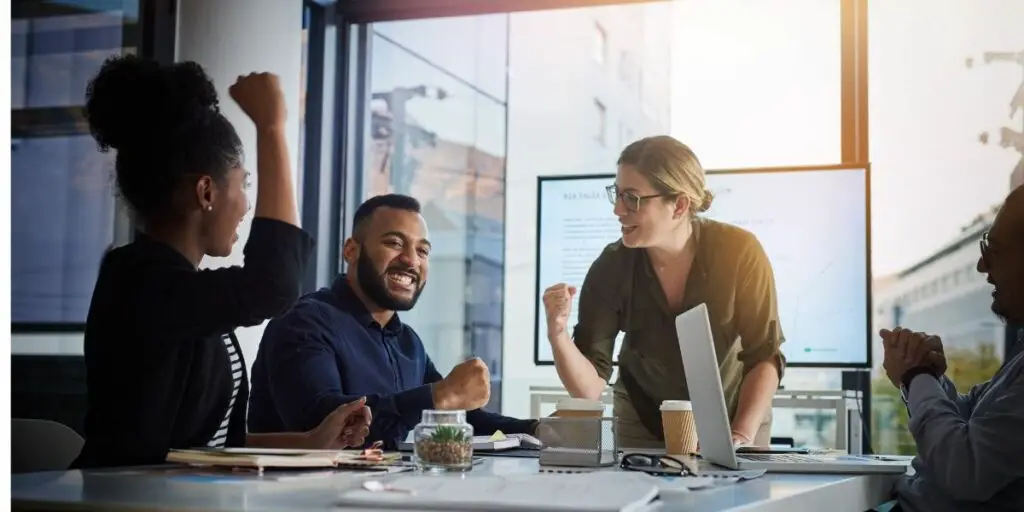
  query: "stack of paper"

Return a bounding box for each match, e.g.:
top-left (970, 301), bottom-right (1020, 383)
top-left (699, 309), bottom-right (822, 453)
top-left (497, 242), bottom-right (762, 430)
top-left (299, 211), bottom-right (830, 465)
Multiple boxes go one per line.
top-left (399, 432), bottom-right (521, 452)
top-left (336, 472), bottom-right (659, 512)
top-left (166, 447), bottom-right (401, 470)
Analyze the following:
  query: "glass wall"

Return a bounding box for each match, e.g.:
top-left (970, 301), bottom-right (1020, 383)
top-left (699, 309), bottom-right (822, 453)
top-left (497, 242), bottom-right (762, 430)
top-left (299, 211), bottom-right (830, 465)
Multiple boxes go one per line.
top-left (669, 0), bottom-right (1022, 453)
top-left (355, 2), bottom-right (677, 416)
top-left (359, 16), bottom-right (510, 411)
top-left (344, 1), bottom-right (1019, 448)
top-left (501, 2), bottom-right (674, 418)
top-left (671, 0), bottom-right (842, 169)
top-left (868, 0), bottom-right (1024, 455)
top-left (669, 0), bottom-right (844, 447)
top-left (11, 0), bottom-right (141, 327)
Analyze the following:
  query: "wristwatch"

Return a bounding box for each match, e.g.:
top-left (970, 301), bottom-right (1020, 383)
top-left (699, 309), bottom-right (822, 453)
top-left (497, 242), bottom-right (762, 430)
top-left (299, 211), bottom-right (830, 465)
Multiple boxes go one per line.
top-left (899, 366), bottom-right (938, 402)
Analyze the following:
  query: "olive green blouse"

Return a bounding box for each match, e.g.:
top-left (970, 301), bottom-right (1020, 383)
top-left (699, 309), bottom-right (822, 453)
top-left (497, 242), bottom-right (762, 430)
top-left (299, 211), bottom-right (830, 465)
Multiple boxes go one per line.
top-left (573, 217), bottom-right (786, 439)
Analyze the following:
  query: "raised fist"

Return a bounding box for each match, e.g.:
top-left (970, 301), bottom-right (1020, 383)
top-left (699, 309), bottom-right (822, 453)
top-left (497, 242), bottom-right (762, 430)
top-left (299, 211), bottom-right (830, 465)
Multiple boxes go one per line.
top-left (228, 72), bottom-right (286, 129)
top-left (542, 282), bottom-right (577, 338)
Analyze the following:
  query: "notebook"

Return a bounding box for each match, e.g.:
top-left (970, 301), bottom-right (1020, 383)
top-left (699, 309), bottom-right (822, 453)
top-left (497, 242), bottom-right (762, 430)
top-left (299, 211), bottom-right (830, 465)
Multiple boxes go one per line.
top-left (398, 431), bottom-right (522, 452)
top-left (166, 447), bottom-right (402, 470)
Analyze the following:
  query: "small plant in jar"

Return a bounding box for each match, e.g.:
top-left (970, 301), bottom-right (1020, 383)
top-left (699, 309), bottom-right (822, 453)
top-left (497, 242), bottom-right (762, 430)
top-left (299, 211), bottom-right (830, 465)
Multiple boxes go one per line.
top-left (413, 413), bottom-right (474, 471)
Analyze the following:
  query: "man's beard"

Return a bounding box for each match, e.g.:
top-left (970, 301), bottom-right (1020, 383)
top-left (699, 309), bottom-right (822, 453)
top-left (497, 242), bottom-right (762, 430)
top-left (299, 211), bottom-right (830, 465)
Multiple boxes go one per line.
top-left (990, 287), bottom-right (1016, 324)
top-left (356, 249), bottom-right (424, 311)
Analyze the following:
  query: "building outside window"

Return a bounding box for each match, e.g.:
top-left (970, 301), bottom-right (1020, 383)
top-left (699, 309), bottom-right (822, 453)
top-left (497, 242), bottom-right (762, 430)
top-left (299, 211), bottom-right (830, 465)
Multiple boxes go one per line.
top-left (360, 15), bottom-right (510, 411)
top-left (866, 0), bottom-right (1023, 454)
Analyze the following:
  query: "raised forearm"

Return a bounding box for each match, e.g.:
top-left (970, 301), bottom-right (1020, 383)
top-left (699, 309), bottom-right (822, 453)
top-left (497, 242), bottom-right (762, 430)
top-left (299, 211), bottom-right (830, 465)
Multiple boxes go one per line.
top-left (732, 360), bottom-right (779, 438)
top-left (550, 332), bottom-right (607, 400)
top-left (253, 124), bottom-right (299, 226)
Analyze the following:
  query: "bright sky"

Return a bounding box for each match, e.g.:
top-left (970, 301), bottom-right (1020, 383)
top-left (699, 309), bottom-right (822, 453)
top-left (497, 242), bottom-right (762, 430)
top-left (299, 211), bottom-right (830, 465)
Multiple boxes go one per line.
top-left (671, 0), bottom-right (1024, 276)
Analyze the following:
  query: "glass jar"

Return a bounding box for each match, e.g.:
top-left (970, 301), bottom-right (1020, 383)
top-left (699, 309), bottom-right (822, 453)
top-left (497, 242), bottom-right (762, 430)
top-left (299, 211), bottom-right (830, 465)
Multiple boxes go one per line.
top-left (412, 409), bottom-right (474, 472)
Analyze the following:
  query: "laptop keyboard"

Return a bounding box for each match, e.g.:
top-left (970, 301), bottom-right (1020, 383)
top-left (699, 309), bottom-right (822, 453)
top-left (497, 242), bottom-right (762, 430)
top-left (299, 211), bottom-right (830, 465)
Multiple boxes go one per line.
top-left (738, 453), bottom-right (828, 463)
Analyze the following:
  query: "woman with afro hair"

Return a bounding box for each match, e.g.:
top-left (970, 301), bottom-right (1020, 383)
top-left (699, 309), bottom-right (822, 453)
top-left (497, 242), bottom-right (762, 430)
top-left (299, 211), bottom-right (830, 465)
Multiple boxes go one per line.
top-left (73, 55), bottom-right (370, 468)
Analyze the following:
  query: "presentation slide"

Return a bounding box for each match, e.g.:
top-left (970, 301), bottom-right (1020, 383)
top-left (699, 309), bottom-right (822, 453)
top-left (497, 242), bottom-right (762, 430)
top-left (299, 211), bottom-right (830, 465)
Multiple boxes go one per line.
top-left (534, 167), bottom-right (869, 367)
top-left (534, 178), bottom-right (626, 365)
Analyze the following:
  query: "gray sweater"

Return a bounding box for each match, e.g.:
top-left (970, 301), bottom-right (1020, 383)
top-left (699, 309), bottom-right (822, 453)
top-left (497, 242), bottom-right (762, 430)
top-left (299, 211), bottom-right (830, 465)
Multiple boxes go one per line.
top-left (895, 335), bottom-right (1024, 512)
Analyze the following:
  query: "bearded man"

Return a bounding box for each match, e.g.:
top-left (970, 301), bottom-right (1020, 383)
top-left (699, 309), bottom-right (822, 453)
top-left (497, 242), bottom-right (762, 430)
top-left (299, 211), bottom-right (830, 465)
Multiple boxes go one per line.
top-left (248, 194), bottom-right (538, 448)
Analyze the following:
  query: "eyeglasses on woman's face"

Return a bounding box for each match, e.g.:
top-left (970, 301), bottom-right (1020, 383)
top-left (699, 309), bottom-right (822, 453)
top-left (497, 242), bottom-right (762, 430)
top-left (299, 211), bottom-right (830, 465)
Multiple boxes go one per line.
top-left (605, 184), bottom-right (672, 212)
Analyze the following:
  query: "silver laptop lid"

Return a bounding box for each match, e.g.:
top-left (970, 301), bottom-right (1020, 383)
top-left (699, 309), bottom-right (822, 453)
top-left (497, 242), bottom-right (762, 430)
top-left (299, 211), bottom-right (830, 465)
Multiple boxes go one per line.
top-left (675, 303), bottom-right (740, 470)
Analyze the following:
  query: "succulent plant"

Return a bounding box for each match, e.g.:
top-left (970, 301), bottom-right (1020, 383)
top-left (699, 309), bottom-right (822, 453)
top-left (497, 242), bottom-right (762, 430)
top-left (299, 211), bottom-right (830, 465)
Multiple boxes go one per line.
top-left (428, 425), bottom-right (468, 444)
top-left (415, 425), bottom-right (473, 470)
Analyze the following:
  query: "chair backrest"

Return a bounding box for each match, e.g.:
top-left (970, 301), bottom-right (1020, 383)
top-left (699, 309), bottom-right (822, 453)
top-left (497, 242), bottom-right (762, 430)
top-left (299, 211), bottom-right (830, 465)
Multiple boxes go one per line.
top-left (12, 418), bottom-right (85, 473)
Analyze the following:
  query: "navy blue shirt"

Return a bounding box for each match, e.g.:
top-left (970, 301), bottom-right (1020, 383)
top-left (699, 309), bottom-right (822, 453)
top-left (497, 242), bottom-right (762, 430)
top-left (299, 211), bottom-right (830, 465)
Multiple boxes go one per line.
top-left (248, 275), bottom-right (536, 449)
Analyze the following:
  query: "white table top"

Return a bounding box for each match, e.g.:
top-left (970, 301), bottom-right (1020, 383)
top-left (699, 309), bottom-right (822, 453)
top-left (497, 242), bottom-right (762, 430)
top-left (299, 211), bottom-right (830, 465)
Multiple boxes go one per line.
top-left (11, 456), bottom-right (899, 511)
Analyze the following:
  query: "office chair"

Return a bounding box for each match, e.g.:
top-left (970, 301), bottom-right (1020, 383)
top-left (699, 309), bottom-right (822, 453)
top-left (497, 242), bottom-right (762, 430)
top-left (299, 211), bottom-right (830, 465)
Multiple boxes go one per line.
top-left (12, 418), bottom-right (84, 473)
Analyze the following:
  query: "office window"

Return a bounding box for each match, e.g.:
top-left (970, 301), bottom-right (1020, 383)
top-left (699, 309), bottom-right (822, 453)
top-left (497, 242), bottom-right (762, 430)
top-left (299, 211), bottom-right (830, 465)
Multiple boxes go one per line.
top-left (359, 15), bottom-right (509, 412)
top-left (349, 2), bottom-right (676, 418)
top-left (11, 1), bottom-right (141, 326)
top-left (869, 1), bottom-right (1023, 455)
top-left (592, 22), bottom-right (607, 65)
top-left (672, 0), bottom-right (841, 168)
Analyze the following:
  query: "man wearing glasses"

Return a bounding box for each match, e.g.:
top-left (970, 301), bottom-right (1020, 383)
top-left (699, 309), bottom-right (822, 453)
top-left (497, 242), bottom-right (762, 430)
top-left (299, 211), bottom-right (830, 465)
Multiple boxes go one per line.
top-left (878, 186), bottom-right (1024, 512)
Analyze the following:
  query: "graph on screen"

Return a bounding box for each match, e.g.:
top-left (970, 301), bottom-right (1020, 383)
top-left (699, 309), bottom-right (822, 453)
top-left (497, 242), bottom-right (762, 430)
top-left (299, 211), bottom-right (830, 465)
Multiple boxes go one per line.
top-left (534, 165), bottom-right (870, 367)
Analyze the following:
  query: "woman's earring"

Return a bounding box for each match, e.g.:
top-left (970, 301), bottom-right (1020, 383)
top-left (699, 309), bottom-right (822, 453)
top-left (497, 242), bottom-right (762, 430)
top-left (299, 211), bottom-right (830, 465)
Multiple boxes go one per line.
top-left (205, 205), bottom-right (213, 212)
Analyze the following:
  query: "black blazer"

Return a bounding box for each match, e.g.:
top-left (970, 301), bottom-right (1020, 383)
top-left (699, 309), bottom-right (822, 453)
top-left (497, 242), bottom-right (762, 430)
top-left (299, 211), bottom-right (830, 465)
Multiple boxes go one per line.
top-left (73, 218), bottom-right (314, 468)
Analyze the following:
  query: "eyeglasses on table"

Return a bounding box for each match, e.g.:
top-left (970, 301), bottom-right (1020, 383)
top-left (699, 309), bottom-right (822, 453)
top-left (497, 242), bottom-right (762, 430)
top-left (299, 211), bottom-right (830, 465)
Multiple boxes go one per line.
top-left (618, 452), bottom-right (694, 477)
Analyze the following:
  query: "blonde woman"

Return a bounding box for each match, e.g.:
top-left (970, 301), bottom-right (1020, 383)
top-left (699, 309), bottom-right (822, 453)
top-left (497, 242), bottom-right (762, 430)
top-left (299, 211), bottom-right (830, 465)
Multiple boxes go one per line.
top-left (542, 135), bottom-right (784, 449)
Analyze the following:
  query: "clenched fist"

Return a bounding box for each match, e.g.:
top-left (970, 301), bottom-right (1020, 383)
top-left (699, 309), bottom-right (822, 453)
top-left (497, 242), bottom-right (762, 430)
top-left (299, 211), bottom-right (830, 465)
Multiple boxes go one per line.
top-left (542, 283), bottom-right (577, 338)
top-left (433, 358), bottom-right (491, 411)
top-left (228, 72), bottom-right (286, 129)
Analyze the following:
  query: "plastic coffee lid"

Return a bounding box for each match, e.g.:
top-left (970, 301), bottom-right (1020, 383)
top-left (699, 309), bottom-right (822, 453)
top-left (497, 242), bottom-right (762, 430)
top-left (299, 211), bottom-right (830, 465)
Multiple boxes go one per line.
top-left (660, 400), bottom-right (693, 411)
top-left (555, 398), bottom-right (604, 411)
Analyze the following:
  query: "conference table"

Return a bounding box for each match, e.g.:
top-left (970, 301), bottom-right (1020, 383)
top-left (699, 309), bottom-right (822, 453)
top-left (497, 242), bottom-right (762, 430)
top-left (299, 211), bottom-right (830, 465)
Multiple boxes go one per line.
top-left (11, 456), bottom-right (900, 511)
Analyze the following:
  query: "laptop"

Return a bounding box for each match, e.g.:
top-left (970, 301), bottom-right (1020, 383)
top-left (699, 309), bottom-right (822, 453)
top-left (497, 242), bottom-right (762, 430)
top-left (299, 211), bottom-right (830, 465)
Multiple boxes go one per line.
top-left (675, 303), bottom-right (912, 474)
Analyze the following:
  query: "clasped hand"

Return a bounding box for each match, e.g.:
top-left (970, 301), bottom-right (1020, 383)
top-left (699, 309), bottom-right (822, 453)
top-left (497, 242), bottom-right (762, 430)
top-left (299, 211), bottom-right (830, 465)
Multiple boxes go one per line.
top-left (880, 327), bottom-right (947, 388)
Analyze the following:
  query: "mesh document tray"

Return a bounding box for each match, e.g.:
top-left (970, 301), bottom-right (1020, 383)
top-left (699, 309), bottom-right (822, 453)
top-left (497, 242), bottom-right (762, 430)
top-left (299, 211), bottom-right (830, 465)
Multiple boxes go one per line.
top-left (537, 417), bottom-right (617, 467)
